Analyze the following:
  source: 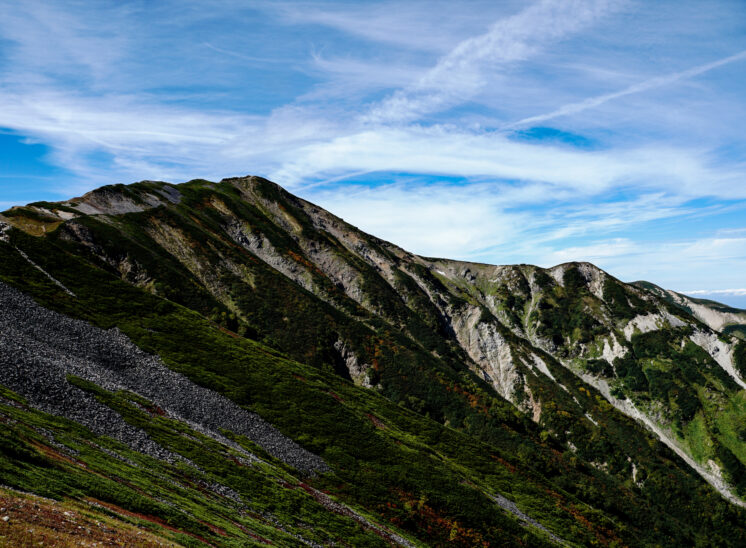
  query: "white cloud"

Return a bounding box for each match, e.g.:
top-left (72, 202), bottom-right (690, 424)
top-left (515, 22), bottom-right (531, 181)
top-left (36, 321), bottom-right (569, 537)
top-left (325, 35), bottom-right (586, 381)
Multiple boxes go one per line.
top-left (363, 0), bottom-right (620, 124)
top-left (306, 181), bottom-right (524, 258)
top-left (685, 289), bottom-right (746, 297)
top-left (300, 53), bottom-right (423, 101)
top-left (0, 0), bottom-right (132, 88)
top-left (272, 126), bottom-right (744, 199)
top-left (301, 181), bottom-right (698, 264)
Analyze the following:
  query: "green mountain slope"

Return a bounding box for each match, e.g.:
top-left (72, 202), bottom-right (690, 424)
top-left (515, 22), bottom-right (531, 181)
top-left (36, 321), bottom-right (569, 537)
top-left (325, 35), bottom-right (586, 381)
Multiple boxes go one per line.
top-left (1, 175), bottom-right (746, 546)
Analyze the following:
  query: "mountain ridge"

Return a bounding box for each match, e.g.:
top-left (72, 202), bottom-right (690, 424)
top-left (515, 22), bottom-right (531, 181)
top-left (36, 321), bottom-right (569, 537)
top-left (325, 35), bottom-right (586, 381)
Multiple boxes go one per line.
top-left (2, 175), bottom-right (746, 546)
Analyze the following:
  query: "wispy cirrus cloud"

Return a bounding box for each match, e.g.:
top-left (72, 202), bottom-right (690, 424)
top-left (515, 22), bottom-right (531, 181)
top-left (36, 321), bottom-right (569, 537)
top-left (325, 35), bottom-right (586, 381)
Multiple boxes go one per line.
top-left (362, 0), bottom-right (622, 124)
top-left (506, 49), bottom-right (746, 129)
top-left (266, 0), bottom-right (506, 53)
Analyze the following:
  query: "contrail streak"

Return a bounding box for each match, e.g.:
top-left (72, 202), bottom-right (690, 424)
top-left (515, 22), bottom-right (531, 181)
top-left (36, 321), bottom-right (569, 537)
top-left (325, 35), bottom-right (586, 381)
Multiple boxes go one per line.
top-left (506, 50), bottom-right (746, 129)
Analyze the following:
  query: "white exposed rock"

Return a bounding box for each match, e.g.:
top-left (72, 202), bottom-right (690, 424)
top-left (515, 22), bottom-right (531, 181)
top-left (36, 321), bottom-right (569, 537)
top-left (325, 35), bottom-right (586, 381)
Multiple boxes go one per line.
top-left (622, 312), bottom-right (685, 340)
top-left (154, 184), bottom-right (182, 204)
top-left (708, 459), bottom-right (725, 480)
top-left (601, 334), bottom-right (627, 363)
top-left (485, 295), bottom-right (525, 335)
top-left (630, 460), bottom-right (642, 485)
top-left (13, 247), bottom-right (75, 297)
top-left (302, 245), bottom-right (368, 305)
top-left (293, 197), bottom-right (400, 287)
top-left (56, 210), bottom-right (76, 220)
top-left (72, 197), bottom-right (144, 215)
top-left (146, 220), bottom-right (234, 306)
top-left (664, 311), bottom-right (687, 328)
top-left (623, 314), bottom-right (659, 339)
top-left (689, 300), bottom-right (746, 332)
top-left (487, 265), bottom-right (516, 284)
top-left (547, 264), bottom-right (567, 286)
top-left (528, 354), bottom-right (556, 382)
top-left (70, 186), bottom-right (179, 216)
top-left (690, 330), bottom-right (746, 390)
top-left (492, 493), bottom-right (563, 544)
top-left (526, 386), bottom-right (542, 422)
top-left (576, 262), bottom-right (606, 300)
top-left (223, 218), bottom-right (317, 295)
top-left (658, 287), bottom-right (746, 332)
top-left (224, 197), bottom-right (401, 315)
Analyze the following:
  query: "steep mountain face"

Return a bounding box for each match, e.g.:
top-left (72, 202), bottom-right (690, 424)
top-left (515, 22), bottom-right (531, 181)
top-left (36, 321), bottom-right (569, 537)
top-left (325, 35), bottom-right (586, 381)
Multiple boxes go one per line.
top-left (2, 175), bottom-right (746, 546)
top-left (633, 280), bottom-right (746, 339)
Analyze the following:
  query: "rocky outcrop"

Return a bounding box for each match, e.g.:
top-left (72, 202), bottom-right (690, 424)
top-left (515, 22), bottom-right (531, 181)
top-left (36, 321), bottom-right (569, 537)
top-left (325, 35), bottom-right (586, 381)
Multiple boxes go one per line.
top-left (223, 216), bottom-right (318, 294)
top-left (622, 312), bottom-right (685, 340)
top-left (11, 246), bottom-right (76, 297)
top-left (449, 306), bottom-right (521, 402)
top-left (69, 183), bottom-right (181, 216)
top-left (636, 282), bottom-right (746, 333)
top-left (0, 220), bottom-right (11, 243)
top-left (333, 339), bottom-right (371, 387)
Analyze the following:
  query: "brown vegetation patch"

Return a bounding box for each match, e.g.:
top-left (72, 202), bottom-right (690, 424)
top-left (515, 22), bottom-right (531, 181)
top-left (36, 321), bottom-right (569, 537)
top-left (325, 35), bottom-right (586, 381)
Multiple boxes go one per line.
top-left (27, 439), bottom-right (85, 468)
top-left (328, 390), bottom-right (344, 403)
top-left (0, 488), bottom-right (178, 547)
top-left (365, 413), bottom-right (386, 429)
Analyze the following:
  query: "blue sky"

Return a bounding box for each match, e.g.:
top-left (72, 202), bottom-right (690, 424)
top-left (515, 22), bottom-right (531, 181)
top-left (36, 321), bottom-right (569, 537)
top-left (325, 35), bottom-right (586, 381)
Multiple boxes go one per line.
top-left (1, 1), bottom-right (745, 306)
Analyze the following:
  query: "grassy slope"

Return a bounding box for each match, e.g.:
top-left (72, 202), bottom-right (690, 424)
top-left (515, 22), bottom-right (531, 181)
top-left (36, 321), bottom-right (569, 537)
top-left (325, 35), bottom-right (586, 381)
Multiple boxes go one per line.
top-left (0, 230), bottom-right (567, 547)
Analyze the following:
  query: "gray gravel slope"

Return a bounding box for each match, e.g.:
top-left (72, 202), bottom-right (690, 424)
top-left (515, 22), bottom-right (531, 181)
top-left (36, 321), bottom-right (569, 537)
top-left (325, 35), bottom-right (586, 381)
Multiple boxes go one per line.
top-left (0, 281), bottom-right (328, 474)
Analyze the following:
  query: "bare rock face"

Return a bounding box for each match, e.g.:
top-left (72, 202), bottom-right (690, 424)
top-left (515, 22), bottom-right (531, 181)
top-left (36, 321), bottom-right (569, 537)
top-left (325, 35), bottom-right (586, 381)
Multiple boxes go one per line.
top-left (0, 220), bottom-right (11, 243)
top-left (333, 339), bottom-right (372, 387)
top-left (450, 305), bottom-right (520, 402)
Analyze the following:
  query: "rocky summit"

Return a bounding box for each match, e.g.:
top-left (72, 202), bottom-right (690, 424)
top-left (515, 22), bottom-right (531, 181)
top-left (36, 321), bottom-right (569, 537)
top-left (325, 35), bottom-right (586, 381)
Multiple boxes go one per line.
top-left (2, 175), bottom-right (746, 546)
